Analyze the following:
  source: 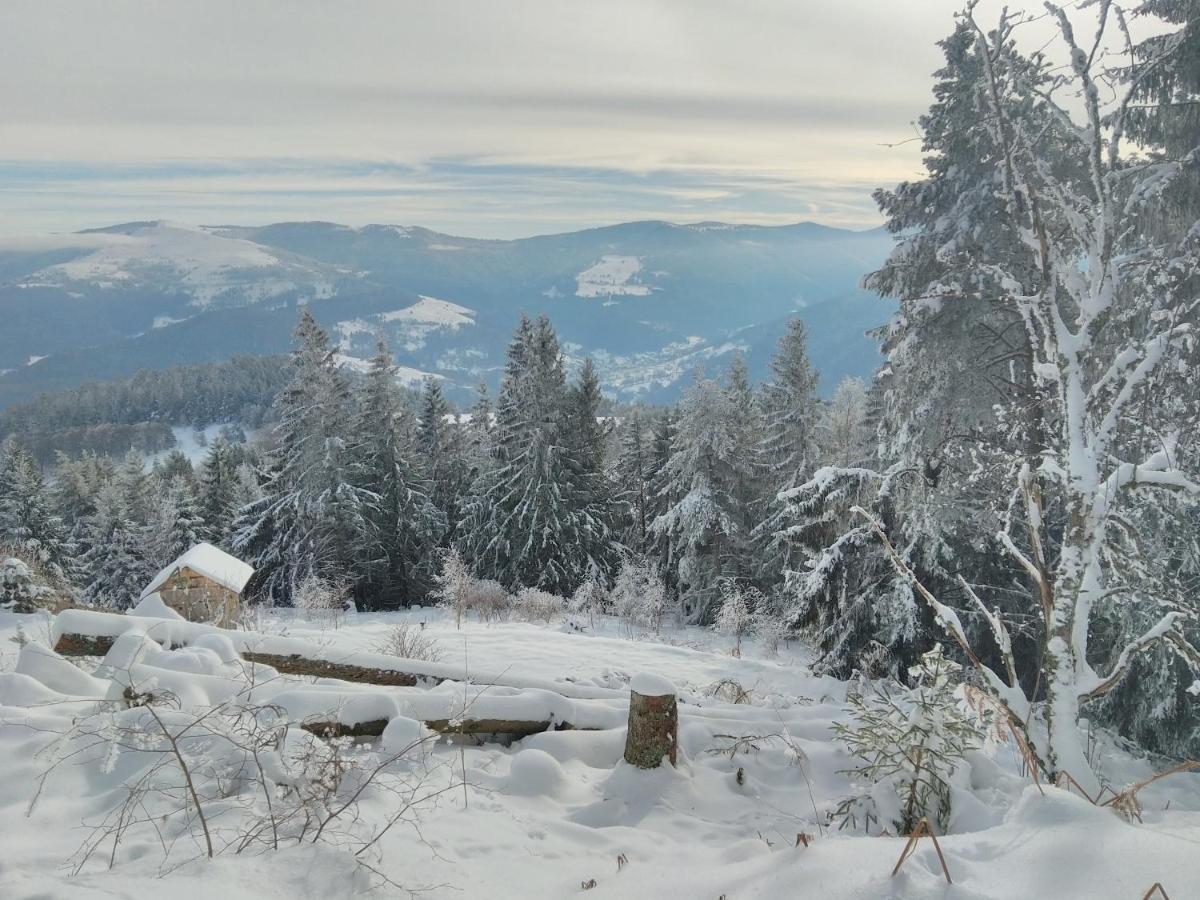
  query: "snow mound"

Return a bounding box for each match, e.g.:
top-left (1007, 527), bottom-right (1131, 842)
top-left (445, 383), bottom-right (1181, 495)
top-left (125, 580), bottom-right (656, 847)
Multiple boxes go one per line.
top-left (506, 749), bottom-right (564, 796)
top-left (128, 592), bottom-right (185, 620)
top-left (15, 642), bottom-right (109, 697)
top-left (380, 715), bottom-right (433, 753)
top-left (630, 672), bottom-right (676, 696)
top-left (0, 671), bottom-right (70, 707)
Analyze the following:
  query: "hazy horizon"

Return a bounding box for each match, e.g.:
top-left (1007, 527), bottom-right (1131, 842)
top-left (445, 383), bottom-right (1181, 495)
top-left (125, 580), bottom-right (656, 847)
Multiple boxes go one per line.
top-left (0, 1), bottom-right (980, 237)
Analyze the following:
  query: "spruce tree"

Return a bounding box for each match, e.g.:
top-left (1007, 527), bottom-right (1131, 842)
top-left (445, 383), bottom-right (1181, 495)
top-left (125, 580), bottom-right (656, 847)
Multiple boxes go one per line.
top-left (198, 439), bottom-right (241, 544)
top-left (459, 315), bottom-right (609, 594)
top-left (0, 441), bottom-right (72, 579)
top-left (234, 309), bottom-right (375, 602)
top-left (354, 342), bottom-right (444, 608)
top-left (651, 362), bottom-right (760, 623)
top-left (756, 320), bottom-right (820, 580)
top-left (614, 412), bottom-right (650, 550)
top-left (81, 481), bottom-right (152, 608)
top-left (416, 377), bottom-right (469, 544)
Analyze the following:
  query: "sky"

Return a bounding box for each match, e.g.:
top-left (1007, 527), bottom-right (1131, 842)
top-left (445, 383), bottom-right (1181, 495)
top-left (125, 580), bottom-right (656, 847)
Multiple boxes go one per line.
top-left (0, 1), bottom-right (1145, 238)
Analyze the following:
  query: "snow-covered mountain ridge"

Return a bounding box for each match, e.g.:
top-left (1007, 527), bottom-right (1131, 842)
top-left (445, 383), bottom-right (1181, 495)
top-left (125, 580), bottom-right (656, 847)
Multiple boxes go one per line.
top-left (0, 219), bottom-right (895, 408)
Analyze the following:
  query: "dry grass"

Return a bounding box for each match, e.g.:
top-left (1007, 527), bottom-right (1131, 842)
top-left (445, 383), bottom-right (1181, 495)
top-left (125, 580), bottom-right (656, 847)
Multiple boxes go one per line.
top-left (372, 622), bottom-right (444, 662)
top-left (891, 817), bottom-right (952, 885)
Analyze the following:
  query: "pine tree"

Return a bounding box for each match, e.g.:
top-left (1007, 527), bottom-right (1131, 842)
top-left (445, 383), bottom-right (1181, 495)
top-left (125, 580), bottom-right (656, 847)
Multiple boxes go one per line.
top-left (81, 481), bottom-right (152, 608)
top-left (154, 449), bottom-right (196, 490)
top-left (147, 476), bottom-right (207, 571)
top-left (234, 309), bottom-right (375, 602)
top-left (354, 342), bottom-right (444, 609)
top-left (416, 377), bottom-right (468, 544)
top-left (756, 320), bottom-right (820, 581)
top-left (198, 439), bottom-right (241, 544)
top-left (614, 412), bottom-right (651, 550)
top-left (0, 441), bottom-right (73, 580)
top-left (563, 358), bottom-right (619, 581)
top-left (650, 364), bottom-right (758, 623)
top-left (459, 316), bottom-right (610, 594)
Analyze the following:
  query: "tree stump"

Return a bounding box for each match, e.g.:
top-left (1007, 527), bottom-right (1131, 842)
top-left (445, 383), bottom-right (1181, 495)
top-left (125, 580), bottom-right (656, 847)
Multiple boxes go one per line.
top-left (623, 673), bottom-right (678, 769)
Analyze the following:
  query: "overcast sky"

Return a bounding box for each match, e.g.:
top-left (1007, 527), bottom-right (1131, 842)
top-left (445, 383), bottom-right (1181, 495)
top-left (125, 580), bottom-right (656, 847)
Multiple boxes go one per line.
top-left (0, 1), bottom-right (1134, 238)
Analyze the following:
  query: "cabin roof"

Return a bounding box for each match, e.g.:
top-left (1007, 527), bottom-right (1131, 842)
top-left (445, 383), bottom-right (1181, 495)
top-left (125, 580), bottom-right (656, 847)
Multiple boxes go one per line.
top-left (140, 542), bottom-right (254, 601)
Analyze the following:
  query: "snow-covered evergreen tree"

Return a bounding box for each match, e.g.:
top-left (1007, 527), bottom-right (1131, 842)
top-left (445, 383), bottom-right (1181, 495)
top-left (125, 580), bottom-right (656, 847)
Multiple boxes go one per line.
top-left (651, 358), bottom-right (765, 622)
top-left (354, 342), bottom-right (444, 608)
top-left (614, 412), bottom-right (651, 551)
top-left (416, 377), bottom-right (469, 545)
top-left (0, 441), bottom-right (72, 579)
top-left (233, 310), bottom-right (375, 603)
top-left (81, 481), bottom-right (152, 608)
top-left (459, 316), bottom-right (610, 595)
top-left (756, 320), bottom-right (820, 581)
top-left (147, 476), bottom-right (207, 571)
top-left (198, 438), bottom-right (241, 545)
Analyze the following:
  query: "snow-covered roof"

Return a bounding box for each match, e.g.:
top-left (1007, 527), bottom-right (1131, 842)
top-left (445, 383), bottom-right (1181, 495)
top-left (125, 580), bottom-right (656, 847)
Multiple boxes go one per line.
top-left (140, 543), bottom-right (254, 600)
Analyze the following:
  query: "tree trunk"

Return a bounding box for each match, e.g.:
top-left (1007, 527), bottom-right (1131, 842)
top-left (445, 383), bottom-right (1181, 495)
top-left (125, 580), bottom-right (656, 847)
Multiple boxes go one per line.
top-left (623, 681), bottom-right (678, 769)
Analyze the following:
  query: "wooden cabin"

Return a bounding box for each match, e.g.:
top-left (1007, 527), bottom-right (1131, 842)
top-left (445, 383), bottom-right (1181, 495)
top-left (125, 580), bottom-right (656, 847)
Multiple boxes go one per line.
top-left (139, 543), bottom-right (253, 627)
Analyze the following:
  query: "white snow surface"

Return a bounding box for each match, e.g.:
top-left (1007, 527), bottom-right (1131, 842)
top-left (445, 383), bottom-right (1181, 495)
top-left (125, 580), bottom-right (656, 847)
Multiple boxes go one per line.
top-left (575, 255), bottom-right (653, 298)
top-left (23, 222), bottom-right (336, 307)
top-left (378, 295), bottom-right (475, 328)
top-left (127, 592), bottom-right (185, 621)
top-left (139, 542), bottom-right (254, 600)
top-left (630, 671), bottom-right (676, 696)
top-left (0, 607), bottom-right (1198, 899)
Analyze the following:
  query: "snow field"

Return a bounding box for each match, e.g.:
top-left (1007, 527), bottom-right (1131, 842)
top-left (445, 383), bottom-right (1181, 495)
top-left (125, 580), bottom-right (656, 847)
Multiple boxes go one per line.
top-left (0, 606), bottom-right (1197, 898)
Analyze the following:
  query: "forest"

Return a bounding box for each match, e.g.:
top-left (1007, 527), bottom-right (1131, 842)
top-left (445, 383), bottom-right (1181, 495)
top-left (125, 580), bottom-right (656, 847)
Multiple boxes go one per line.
top-left (2, 0), bottom-right (1198, 818)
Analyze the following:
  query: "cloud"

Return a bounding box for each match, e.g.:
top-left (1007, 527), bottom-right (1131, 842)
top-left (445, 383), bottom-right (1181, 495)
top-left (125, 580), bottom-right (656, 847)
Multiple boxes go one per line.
top-left (0, 0), bottom-right (1151, 235)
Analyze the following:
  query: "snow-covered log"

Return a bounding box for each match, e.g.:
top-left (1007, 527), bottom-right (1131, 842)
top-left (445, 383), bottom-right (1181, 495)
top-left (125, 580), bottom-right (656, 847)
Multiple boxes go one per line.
top-left (50, 608), bottom-right (627, 701)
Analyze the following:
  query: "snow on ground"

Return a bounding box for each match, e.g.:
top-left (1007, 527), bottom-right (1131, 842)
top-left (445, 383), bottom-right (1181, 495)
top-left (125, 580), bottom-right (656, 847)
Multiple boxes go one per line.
top-left (575, 255), bottom-right (653, 298)
top-left (0, 607), bottom-right (1197, 899)
top-left (335, 296), bottom-right (476, 365)
top-left (145, 423), bottom-right (247, 468)
top-left (378, 296), bottom-right (475, 328)
top-left (24, 222), bottom-right (334, 307)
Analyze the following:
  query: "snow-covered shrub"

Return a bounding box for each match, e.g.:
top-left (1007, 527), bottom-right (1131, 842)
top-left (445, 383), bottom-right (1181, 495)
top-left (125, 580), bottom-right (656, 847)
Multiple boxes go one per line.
top-left (432, 548), bottom-right (470, 628)
top-left (372, 622), bottom-right (443, 662)
top-left (753, 613), bottom-right (787, 657)
top-left (513, 587), bottom-right (563, 624)
top-left (34, 695), bottom-right (445, 883)
top-left (569, 570), bottom-right (607, 628)
top-left (610, 557), bottom-right (667, 634)
top-left (832, 644), bottom-right (981, 835)
top-left (293, 572), bottom-right (349, 629)
top-left (464, 578), bottom-right (510, 623)
top-left (0, 551), bottom-right (63, 613)
top-left (715, 579), bottom-right (761, 657)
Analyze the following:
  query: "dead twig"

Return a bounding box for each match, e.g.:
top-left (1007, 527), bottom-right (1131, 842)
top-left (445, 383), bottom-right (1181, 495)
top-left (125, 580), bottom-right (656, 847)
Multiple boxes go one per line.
top-left (891, 817), bottom-right (952, 885)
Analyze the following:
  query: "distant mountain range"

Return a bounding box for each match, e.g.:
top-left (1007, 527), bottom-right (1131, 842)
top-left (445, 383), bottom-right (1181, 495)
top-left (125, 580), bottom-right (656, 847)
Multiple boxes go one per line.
top-left (0, 219), bottom-right (897, 409)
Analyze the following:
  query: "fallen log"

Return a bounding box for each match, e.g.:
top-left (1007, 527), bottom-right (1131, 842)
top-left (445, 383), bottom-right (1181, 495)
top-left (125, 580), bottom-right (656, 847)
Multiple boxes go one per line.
top-left (303, 718), bottom-right (578, 739)
top-left (54, 629), bottom-right (433, 687)
top-left (50, 609), bottom-right (625, 700)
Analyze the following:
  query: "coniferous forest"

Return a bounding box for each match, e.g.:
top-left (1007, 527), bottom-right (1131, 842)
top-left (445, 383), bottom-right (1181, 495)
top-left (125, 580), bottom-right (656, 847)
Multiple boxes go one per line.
top-left (1, 3), bottom-right (1199, 895)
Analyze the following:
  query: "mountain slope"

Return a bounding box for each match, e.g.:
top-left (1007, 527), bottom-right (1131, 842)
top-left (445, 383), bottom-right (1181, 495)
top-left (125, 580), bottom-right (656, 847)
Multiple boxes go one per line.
top-left (0, 219), bottom-right (896, 408)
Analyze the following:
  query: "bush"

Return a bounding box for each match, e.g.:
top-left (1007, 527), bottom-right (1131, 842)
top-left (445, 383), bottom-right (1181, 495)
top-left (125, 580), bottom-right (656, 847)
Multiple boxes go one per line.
top-left (465, 579), bottom-right (511, 623)
top-left (293, 573), bottom-right (349, 629)
top-left (372, 622), bottom-right (443, 662)
top-left (0, 548), bottom-right (74, 613)
top-left (513, 587), bottom-right (563, 623)
top-left (569, 572), bottom-right (607, 628)
top-left (831, 644), bottom-right (981, 835)
top-left (610, 558), bottom-right (667, 633)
